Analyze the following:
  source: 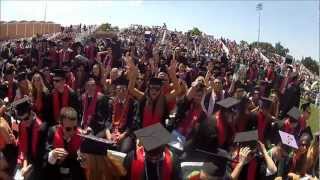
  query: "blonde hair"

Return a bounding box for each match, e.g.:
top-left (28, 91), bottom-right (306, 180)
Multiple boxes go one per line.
top-left (85, 154), bottom-right (126, 180)
top-left (31, 73), bottom-right (48, 94)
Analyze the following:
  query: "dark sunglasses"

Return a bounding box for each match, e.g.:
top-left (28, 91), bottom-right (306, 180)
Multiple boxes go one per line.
top-left (64, 126), bottom-right (77, 132)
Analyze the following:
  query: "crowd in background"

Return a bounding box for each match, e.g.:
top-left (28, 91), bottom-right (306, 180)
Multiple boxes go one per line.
top-left (0, 23), bottom-right (318, 180)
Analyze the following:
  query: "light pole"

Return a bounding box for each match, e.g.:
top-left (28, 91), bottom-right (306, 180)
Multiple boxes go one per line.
top-left (256, 3), bottom-right (263, 49)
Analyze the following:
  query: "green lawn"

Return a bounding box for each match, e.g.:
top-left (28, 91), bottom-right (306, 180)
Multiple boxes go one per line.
top-left (309, 104), bottom-right (319, 133)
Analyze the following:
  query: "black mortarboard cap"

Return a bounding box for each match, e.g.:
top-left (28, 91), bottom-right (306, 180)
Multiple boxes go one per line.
top-left (62, 37), bottom-right (72, 42)
top-left (16, 71), bottom-right (27, 81)
top-left (149, 77), bottom-right (163, 86)
top-left (216, 97), bottom-right (240, 110)
top-left (261, 97), bottom-right (272, 109)
top-left (234, 130), bottom-right (258, 149)
top-left (52, 68), bottom-right (66, 80)
top-left (287, 106), bottom-right (301, 121)
top-left (79, 134), bottom-right (111, 155)
top-left (134, 123), bottom-right (171, 152)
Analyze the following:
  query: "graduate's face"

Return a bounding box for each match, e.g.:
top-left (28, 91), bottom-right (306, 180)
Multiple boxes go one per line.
top-left (62, 118), bottom-right (78, 139)
top-left (86, 81), bottom-right (96, 95)
top-left (92, 64), bottom-right (100, 77)
top-left (149, 85), bottom-right (161, 100)
top-left (116, 85), bottom-right (127, 97)
top-left (53, 78), bottom-right (66, 91)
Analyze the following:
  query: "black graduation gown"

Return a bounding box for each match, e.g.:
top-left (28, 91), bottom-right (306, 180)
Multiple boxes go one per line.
top-left (43, 126), bottom-right (85, 180)
top-left (280, 84), bottom-right (301, 118)
top-left (123, 148), bottom-right (182, 180)
top-left (21, 118), bottom-right (48, 180)
top-left (87, 95), bottom-right (113, 136)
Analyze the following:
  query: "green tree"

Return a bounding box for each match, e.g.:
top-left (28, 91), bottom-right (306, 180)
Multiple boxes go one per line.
top-left (301, 56), bottom-right (319, 75)
top-left (99, 23), bottom-right (112, 32)
top-left (250, 41), bottom-right (276, 55)
top-left (188, 27), bottom-right (202, 36)
top-left (275, 42), bottom-right (289, 57)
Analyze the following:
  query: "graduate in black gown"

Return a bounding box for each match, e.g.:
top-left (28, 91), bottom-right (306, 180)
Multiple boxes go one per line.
top-left (123, 123), bottom-right (182, 180)
top-left (50, 69), bottom-right (80, 126)
top-left (15, 98), bottom-right (47, 180)
top-left (44, 107), bottom-right (85, 180)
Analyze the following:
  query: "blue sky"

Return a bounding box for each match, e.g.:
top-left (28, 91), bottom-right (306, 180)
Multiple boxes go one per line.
top-left (1, 0), bottom-right (319, 60)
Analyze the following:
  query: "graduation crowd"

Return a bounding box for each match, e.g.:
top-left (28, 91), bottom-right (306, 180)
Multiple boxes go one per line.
top-left (0, 24), bottom-right (318, 180)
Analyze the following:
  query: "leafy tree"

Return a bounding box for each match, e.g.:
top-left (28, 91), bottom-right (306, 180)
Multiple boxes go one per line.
top-left (274, 42), bottom-right (289, 57)
top-left (250, 41), bottom-right (276, 55)
top-left (99, 23), bottom-right (112, 32)
top-left (188, 27), bottom-right (202, 36)
top-left (301, 56), bottom-right (319, 75)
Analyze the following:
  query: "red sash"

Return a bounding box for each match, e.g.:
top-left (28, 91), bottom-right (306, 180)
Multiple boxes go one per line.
top-left (82, 92), bottom-right (98, 128)
top-left (112, 96), bottom-right (130, 130)
top-left (283, 118), bottom-right (294, 134)
top-left (257, 111), bottom-right (266, 141)
top-left (143, 108), bottom-right (161, 128)
top-left (53, 126), bottom-right (81, 154)
top-left (7, 82), bottom-right (14, 102)
top-left (216, 111), bottom-right (226, 146)
top-left (178, 106), bottom-right (202, 137)
top-left (131, 147), bottom-right (172, 180)
top-left (299, 117), bottom-right (306, 130)
top-left (18, 117), bottom-right (42, 165)
top-left (266, 68), bottom-right (275, 81)
top-left (232, 148), bottom-right (257, 180)
top-left (34, 93), bottom-right (43, 113)
top-left (67, 73), bottom-right (76, 90)
top-left (53, 86), bottom-right (70, 122)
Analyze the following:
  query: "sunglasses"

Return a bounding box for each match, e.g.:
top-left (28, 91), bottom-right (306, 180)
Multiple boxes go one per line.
top-left (64, 126), bottom-right (77, 132)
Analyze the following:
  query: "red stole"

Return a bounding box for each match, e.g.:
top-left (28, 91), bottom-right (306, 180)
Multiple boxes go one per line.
top-left (266, 68), bottom-right (275, 81)
top-left (53, 126), bottom-right (81, 154)
top-left (34, 93), bottom-right (43, 113)
top-left (299, 117), bottom-right (306, 130)
top-left (53, 86), bottom-right (70, 122)
top-left (18, 117), bottom-right (42, 165)
top-left (178, 105), bottom-right (202, 137)
top-left (82, 92), bottom-right (98, 128)
top-left (67, 73), bottom-right (76, 90)
top-left (131, 146), bottom-right (172, 180)
top-left (257, 111), bottom-right (266, 141)
top-left (283, 118), bottom-right (294, 134)
top-left (112, 96), bottom-right (130, 130)
top-left (49, 49), bottom-right (58, 62)
top-left (7, 82), bottom-right (14, 102)
top-left (232, 149), bottom-right (257, 180)
top-left (142, 107), bottom-right (161, 128)
top-left (162, 85), bottom-right (176, 112)
top-left (216, 111), bottom-right (226, 146)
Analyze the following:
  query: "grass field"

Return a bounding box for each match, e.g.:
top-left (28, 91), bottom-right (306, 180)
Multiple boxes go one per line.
top-left (300, 98), bottom-right (319, 133)
top-left (309, 104), bottom-right (319, 133)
